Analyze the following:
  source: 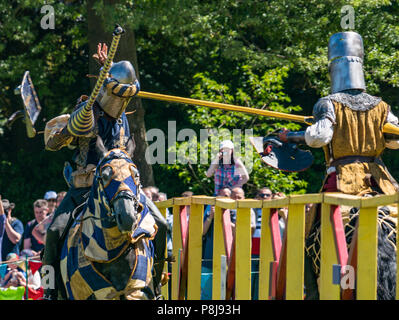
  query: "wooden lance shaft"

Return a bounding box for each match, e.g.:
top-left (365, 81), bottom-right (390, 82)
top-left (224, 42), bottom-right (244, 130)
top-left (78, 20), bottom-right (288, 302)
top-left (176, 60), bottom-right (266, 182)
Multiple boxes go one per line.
top-left (136, 90), bottom-right (399, 135)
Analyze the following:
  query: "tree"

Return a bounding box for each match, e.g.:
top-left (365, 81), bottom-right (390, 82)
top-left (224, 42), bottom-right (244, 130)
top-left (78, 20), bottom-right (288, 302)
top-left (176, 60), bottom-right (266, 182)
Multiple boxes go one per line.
top-left (0, 1), bottom-right (88, 222)
top-left (112, 0), bottom-right (399, 195)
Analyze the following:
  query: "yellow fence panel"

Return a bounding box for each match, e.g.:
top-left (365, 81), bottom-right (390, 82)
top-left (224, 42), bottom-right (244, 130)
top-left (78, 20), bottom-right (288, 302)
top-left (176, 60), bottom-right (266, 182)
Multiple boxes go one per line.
top-left (154, 193), bottom-right (397, 301)
top-left (212, 205), bottom-right (225, 300)
top-left (319, 203), bottom-right (340, 300)
top-left (258, 208), bottom-right (273, 300)
top-left (357, 207), bottom-right (378, 300)
top-left (285, 203), bottom-right (305, 300)
top-left (187, 203), bottom-right (204, 300)
top-left (235, 207), bottom-right (252, 300)
top-left (171, 204), bottom-right (183, 300)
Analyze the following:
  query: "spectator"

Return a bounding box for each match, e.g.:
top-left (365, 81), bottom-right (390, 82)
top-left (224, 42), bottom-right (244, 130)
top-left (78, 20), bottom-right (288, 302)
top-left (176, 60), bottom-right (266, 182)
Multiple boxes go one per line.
top-left (206, 140), bottom-right (249, 196)
top-left (142, 186), bottom-right (159, 201)
top-left (230, 187), bottom-right (256, 235)
top-left (31, 212), bottom-right (54, 247)
top-left (181, 191), bottom-right (193, 217)
top-left (0, 197), bottom-right (24, 262)
top-left (155, 192), bottom-right (172, 257)
top-left (1, 253), bottom-right (41, 291)
top-left (155, 192), bottom-right (174, 299)
top-left (56, 191), bottom-right (67, 209)
top-left (0, 197), bottom-right (4, 259)
top-left (273, 192), bottom-right (288, 239)
top-left (157, 192), bottom-right (167, 202)
top-left (202, 188), bottom-right (231, 247)
top-left (252, 188), bottom-right (273, 251)
top-left (252, 187), bottom-right (273, 250)
top-left (142, 187), bottom-right (153, 200)
top-left (181, 191), bottom-right (193, 197)
top-left (144, 186), bottom-right (159, 201)
top-left (23, 200), bottom-right (49, 256)
top-left (149, 186), bottom-right (160, 201)
top-left (216, 187), bottom-right (231, 198)
top-left (44, 191), bottom-right (57, 215)
top-left (1, 253), bottom-right (24, 288)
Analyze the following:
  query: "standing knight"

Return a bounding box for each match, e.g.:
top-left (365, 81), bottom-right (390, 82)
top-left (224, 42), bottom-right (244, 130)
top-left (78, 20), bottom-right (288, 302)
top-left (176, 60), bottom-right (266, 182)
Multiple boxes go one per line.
top-left (42, 44), bottom-right (168, 299)
top-left (277, 31), bottom-right (399, 299)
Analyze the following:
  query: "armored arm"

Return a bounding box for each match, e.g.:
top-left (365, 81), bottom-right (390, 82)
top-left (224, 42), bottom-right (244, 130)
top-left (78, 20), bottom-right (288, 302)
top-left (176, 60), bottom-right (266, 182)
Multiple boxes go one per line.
top-left (277, 98), bottom-right (335, 146)
top-left (44, 115), bottom-right (74, 151)
top-left (304, 97), bottom-right (335, 148)
top-left (284, 131), bottom-right (306, 143)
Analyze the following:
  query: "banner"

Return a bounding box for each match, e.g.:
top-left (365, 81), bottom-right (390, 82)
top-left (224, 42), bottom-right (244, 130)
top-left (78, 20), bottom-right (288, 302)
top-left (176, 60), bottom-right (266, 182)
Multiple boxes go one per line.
top-left (0, 264), bottom-right (6, 279)
top-left (0, 286), bottom-right (25, 300)
top-left (28, 261), bottom-right (42, 275)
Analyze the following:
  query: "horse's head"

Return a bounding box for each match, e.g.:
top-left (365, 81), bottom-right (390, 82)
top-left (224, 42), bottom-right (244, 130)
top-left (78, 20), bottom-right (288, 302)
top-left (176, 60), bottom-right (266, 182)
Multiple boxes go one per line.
top-left (94, 136), bottom-right (143, 234)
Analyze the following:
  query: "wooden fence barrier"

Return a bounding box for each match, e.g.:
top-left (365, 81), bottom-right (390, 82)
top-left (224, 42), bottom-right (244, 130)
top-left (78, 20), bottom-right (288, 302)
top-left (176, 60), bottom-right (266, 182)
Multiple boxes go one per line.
top-left (155, 193), bottom-right (399, 300)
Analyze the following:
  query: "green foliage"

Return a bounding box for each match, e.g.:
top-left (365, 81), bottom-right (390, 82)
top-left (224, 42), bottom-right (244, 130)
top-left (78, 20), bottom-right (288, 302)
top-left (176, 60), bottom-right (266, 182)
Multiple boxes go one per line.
top-left (0, 1), bottom-right (87, 223)
top-left (128, 0), bottom-right (399, 196)
top-left (159, 65), bottom-right (307, 197)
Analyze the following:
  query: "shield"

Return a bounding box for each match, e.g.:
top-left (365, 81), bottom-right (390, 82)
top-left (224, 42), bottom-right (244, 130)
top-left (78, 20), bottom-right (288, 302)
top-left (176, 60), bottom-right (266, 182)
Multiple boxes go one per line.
top-left (249, 136), bottom-right (314, 172)
top-left (15, 71), bottom-right (42, 138)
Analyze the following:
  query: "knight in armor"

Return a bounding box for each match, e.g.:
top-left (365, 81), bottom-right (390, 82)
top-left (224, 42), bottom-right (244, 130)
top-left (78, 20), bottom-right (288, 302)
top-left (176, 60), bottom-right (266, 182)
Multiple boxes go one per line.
top-left (279, 32), bottom-right (399, 195)
top-left (42, 44), bottom-right (168, 299)
top-left (276, 32), bottom-right (399, 299)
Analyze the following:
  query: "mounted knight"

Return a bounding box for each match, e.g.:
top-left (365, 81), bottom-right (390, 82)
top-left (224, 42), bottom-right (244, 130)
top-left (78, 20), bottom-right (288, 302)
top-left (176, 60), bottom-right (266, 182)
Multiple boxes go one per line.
top-left (41, 26), bottom-right (168, 299)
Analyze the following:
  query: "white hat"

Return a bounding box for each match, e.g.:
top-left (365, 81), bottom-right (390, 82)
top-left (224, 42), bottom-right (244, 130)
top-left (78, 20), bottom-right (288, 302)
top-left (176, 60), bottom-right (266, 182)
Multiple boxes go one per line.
top-left (219, 140), bottom-right (234, 150)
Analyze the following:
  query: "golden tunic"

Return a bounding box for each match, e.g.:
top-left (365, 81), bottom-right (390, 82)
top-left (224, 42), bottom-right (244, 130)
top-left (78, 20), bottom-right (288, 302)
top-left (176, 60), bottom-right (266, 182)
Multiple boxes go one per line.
top-left (329, 100), bottom-right (398, 195)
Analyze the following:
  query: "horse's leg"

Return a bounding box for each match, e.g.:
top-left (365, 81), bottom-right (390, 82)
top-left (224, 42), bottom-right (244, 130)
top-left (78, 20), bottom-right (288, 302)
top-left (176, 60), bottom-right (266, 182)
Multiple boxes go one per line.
top-left (304, 254), bottom-right (319, 300)
top-left (93, 246), bottom-right (136, 292)
top-left (304, 220), bottom-right (321, 300)
top-left (376, 208), bottom-right (396, 300)
top-left (348, 207), bottom-right (397, 300)
top-left (145, 197), bottom-right (168, 296)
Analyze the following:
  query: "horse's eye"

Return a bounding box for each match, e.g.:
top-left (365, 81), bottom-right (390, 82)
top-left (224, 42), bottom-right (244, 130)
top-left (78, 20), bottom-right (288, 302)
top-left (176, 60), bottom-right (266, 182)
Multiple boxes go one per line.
top-left (102, 167), bottom-right (113, 183)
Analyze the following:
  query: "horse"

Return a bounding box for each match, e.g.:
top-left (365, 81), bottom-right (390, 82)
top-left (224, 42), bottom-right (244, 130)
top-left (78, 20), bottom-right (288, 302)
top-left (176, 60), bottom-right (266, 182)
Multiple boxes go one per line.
top-left (304, 204), bottom-right (397, 300)
top-left (59, 140), bottom-right (158, 300)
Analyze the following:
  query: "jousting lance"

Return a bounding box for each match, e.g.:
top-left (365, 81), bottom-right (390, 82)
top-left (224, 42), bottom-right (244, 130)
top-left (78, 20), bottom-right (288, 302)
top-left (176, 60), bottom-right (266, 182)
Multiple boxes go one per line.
top-left (136, 90), bottom-right (399, 136)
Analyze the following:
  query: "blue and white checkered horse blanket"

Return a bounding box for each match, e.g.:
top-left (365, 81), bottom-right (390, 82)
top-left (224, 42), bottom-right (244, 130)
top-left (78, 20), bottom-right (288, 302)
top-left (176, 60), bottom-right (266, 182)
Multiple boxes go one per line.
top-left (60, 149), bottom-right (157, 300)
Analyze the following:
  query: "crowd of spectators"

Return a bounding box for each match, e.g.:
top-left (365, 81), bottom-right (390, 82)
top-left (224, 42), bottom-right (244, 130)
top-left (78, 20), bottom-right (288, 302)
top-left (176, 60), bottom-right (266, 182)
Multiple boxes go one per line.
top-left (0, 190), bottom-right (66, 299)
top-left (141, 140), bottom-right (291, 300)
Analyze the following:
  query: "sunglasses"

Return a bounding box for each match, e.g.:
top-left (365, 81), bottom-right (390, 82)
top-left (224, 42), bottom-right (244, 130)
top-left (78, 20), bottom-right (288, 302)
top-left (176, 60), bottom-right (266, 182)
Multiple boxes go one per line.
top-left (258, 193), bottom-right (272, 198)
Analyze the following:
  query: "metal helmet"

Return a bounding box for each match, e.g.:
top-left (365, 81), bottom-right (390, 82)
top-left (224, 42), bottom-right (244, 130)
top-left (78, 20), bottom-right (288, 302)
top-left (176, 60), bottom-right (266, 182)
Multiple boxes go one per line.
top-left (328, 32), bottom-right (366, 94)
top-left (96, 60), bottom-right (139, 119)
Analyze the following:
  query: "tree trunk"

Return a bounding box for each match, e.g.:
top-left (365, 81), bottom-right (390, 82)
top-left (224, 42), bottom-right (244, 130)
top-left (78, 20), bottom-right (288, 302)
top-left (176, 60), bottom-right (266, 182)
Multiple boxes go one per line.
top-left (87, 0), bottom-right (154, 186)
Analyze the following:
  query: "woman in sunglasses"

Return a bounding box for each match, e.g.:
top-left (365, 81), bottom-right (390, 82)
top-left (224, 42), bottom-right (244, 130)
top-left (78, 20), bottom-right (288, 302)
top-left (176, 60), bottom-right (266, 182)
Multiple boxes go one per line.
top-left (206, 140), bottom-right (249, 196)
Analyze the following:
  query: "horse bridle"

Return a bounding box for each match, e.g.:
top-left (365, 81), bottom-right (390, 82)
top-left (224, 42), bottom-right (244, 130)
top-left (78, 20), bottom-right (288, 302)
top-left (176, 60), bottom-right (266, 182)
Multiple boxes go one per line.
top-left (95, 149), bottom-right (143, 221)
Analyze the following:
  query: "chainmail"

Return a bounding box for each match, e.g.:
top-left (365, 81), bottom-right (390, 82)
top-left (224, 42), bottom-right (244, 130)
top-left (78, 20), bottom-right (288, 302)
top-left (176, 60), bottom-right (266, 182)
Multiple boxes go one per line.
top-left (328, 89), bottom-right (382, 111)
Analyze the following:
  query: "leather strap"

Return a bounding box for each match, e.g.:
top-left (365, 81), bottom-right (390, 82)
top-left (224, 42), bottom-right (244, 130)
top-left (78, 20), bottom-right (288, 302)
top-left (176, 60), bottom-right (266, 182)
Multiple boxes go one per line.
top-left (330, 155), bottom-right (376, 167)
